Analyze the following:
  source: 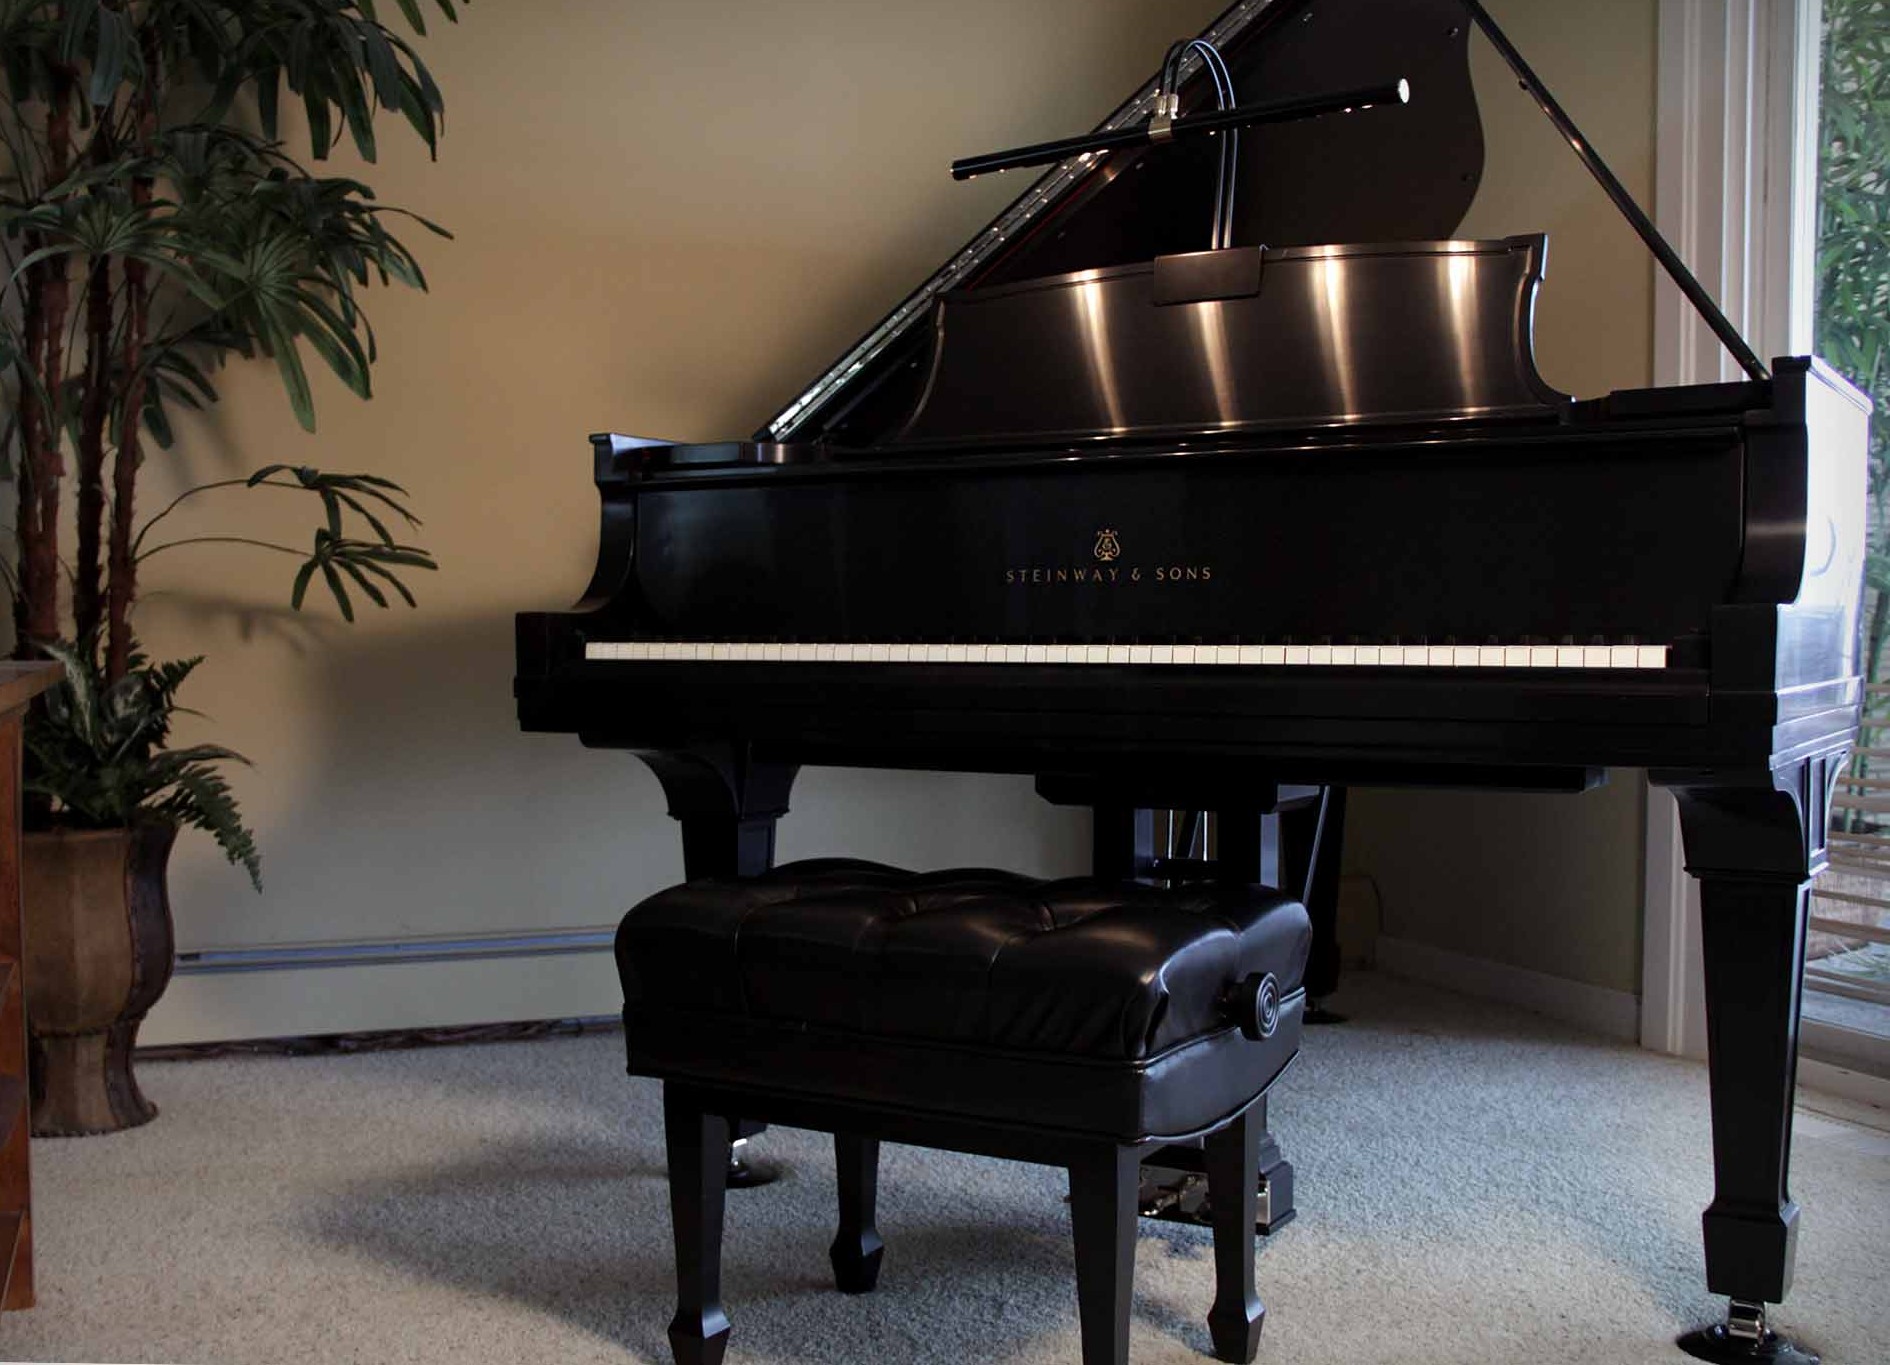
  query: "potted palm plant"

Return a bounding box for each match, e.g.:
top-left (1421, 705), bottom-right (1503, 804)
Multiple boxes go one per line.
top-left (1, 0), bottom-right (460, 1134)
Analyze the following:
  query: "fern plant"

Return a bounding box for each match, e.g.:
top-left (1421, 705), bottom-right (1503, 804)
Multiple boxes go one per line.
top-left (25, 638), bottom-right (260, 888)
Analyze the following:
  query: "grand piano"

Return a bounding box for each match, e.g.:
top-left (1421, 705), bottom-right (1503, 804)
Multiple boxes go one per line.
top-left (516, 1), bottom-right (1869, 1360)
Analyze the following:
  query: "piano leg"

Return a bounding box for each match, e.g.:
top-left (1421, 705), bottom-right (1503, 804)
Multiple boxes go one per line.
top-left (1281, 787), bottom-right (1348, 1023)
top-left (640, 747), bottom-right (801, 1190)
top-left (1659, 760), bottom-right (1840, 1365)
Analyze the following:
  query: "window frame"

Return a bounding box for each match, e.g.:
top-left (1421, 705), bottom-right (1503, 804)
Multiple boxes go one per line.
top-left (1641, 0), bottom-right (1822, 1059)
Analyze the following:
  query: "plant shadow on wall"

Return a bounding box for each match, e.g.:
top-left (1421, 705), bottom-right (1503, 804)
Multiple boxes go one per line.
top-left (0, 0), bottom-right (467, 1135)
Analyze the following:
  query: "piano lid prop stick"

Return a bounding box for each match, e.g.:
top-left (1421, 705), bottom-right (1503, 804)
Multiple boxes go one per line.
top-left (951, 79), bottom-right (1409, 182)
top-left (1456, 0), bottom-right (1768, 384)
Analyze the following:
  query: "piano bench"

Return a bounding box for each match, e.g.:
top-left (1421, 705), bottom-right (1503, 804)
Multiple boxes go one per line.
top-left (616, 859), bottom-right (1313, 1365)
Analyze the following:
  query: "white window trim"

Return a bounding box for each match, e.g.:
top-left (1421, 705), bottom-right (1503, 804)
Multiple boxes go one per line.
top-left (1642, 0), bottom-right (1821, 1059)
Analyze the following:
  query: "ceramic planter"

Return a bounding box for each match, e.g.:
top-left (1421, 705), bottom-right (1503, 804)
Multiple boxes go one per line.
top-left (22, 821), bottom-right (177, 1136)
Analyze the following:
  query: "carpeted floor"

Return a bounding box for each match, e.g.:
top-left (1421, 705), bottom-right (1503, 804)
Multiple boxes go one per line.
top-left (2, 973), bottom-right (1885, 1365)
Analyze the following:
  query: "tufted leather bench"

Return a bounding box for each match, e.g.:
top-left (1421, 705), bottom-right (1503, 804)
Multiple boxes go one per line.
top-left (617, 859), bottom-right (1312, 1365)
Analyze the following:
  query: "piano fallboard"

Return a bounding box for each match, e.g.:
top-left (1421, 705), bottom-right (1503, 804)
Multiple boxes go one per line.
top-left (594, 417), bottom-right (1748, 649)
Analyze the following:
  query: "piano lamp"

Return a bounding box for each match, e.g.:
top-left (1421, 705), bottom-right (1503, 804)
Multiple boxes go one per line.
top-left (950, 78), bottom-right (1410, 186)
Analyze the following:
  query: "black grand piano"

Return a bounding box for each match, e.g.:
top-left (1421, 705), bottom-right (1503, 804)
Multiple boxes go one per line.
top-left (516, 1), bottom-right (1869, 1360)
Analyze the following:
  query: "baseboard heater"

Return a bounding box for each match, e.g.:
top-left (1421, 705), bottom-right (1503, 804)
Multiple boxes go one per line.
top-left (174, 927), bottom-right (617, 975)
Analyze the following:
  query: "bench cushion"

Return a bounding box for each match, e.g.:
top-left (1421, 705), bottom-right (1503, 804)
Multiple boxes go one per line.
top-left (617, 859), bottom-right (1312, 1141)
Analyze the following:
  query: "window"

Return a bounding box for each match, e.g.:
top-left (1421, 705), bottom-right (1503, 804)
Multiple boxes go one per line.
top-left (1814, 0), bottom-right (1890, 1065)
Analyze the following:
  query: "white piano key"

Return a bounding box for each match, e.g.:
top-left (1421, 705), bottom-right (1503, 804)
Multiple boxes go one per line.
top-left (597, 638), bottom-right (1674, 672)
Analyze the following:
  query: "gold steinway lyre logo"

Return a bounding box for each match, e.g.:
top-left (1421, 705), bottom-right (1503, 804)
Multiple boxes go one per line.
top-left (1093, 528), bottom-right (1122, 563)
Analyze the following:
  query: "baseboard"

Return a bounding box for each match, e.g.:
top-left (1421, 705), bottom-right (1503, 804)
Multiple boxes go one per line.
top-left (1373, 935), bottom-right (1641, 1043)
top-left (1797, 1057), bottom-right (1890, 1120)
top-left (143, 930), bottom-right (623, 1047)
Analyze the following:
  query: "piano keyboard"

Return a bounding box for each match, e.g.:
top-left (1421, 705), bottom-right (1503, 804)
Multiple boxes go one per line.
top-left (584, 640), bottom-right (1671, 669)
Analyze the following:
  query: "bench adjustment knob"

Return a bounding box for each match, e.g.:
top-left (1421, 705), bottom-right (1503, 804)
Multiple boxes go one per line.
top-left (1228, 972), bottom-right (1281, 1041)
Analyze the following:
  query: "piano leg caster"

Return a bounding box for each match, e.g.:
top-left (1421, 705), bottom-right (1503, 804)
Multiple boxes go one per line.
top-left (725, 1137), bottom-right (780, 1189)
top-left (1678, 1302), bottom-right (1819, 1365)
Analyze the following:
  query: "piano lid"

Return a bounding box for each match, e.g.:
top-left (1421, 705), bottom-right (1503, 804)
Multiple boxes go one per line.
top-left (759, 0), bottom-right (1486, 447)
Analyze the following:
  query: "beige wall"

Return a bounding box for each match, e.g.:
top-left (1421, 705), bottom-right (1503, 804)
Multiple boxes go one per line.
top-left (1343, 0), bottom-right (1659, 995)
top-left (136, 0), bottom-right (1229, 1041)
top-left (114, 0), bottom-right (1657, 1041)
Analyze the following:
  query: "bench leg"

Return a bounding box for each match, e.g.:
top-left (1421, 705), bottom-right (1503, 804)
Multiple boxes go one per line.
top-left (1204, 1104), bottom-right (1266, 1363)
top-left (829, 1134), bottom-right (885, 1293)
top-left (1069, 1143), bottom-right (1140, 1365)
top-left (664, 1086), bottom-right (733, 1365)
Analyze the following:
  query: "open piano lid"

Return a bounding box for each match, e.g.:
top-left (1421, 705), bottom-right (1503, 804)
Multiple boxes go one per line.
top-left (759, 0), bottom-right (1492, 448)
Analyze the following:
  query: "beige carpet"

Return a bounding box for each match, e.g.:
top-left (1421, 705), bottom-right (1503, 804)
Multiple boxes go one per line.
top-left (1, 973), bottom-right (1886, 1365)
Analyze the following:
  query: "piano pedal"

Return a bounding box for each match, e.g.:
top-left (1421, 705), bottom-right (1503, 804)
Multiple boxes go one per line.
top-left (1678, 1301), bottom-right (1820, 1364)
top-left (1134, 1166), bottom-right (1294, 1236)
top-left (725, 1137), bottom-right (782, 1189)
top-left (1303, 997), bottom-right (1347, 1025)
